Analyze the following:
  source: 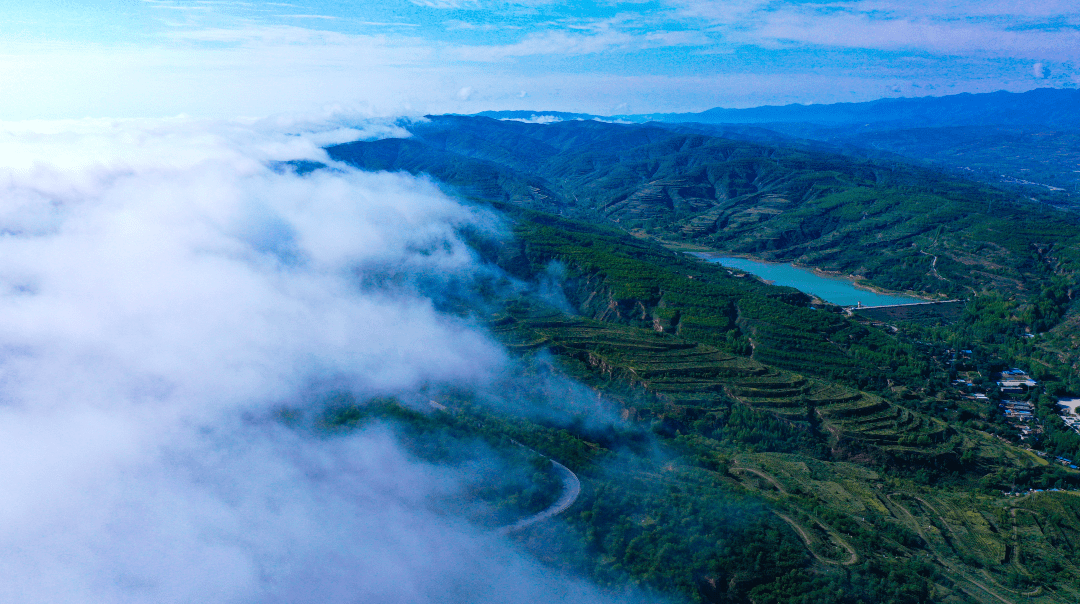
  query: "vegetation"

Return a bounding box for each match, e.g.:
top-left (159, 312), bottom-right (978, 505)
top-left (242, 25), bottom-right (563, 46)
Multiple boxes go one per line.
top-left (330, 115), bottom-right (1080, 306)
top-left (325, 117), bottom-right (1080, 603)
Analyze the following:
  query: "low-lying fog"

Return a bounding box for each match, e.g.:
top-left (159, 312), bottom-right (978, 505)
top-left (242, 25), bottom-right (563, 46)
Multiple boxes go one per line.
top-left (0, 116), bottom-right (630, 603)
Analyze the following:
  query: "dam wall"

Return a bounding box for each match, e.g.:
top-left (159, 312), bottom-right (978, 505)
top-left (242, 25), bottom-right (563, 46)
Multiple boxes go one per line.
top-left (850, 300), bottom-right (965, 323)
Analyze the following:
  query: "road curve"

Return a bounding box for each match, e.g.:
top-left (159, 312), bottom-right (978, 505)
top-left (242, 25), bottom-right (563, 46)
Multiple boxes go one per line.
top-left (425, 403), bottom-right (582, 536)
top-left (495, 458), bottom-right (581, 535)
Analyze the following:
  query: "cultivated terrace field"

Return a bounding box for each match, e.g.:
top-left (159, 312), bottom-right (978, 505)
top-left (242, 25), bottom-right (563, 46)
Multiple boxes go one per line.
top-left (321, 118), bottom-right (1080, 603)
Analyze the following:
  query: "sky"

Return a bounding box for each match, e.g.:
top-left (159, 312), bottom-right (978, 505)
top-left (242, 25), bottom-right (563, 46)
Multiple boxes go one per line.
top-left (0, 0), bottom-right (1076, 118)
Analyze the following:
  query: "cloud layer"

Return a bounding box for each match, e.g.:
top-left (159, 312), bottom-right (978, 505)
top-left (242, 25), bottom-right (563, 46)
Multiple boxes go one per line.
top-left (0, 116), bottom-right (616, 603)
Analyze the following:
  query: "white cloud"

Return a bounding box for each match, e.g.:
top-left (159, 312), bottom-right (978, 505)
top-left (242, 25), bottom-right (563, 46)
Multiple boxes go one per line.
top-left (455, 29), bottom-right (630, 60)
top-left (843, 0), bottom-right (1080, 19)
top-left (500, 114), bottom-right (562, 123)
top-left (275, 13), bottom-right (339, 20)
top-left (452, 23), bottom-right (707, 61)
top-left (670, 0), bottom-right (1080, 61)
top-left (410, 0), bottom-right (482, 8)
top-left (670, 0), bottom-right (774, 24)
top-left (744, 10), bottom-right (1080, 59)
top-left (0, 116), bottom-right (621, 603)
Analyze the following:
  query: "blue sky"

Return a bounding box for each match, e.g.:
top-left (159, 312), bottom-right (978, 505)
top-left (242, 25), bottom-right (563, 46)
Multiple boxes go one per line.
top-left (0, 0), bottom-right (1076, 118)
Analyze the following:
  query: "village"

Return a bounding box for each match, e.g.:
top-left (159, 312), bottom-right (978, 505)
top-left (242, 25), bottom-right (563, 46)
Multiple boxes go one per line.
top-left (943, 348), bottom-right (1080, 474)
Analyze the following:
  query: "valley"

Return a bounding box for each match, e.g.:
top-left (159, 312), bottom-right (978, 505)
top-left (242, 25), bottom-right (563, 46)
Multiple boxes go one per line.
top-left (318, 112), bottom-right (1080, 603)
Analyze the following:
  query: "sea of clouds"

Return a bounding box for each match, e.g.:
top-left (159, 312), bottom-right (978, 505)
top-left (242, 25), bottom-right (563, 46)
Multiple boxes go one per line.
top-left (0, 115), bottom-right (628, 603)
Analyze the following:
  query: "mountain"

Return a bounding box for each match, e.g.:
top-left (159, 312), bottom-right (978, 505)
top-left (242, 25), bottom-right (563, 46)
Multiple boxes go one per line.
top-left (478, 88), bottom-right (1080, 199)
top-left (479, 88), bottom-right (1080, 131)
top-left (640, 87), bottom-right (1080, 129)
top-left (328, 115), bottom-right (1080, 301)
top-left (480, 88), bottom-right (1080, 130)
top-left (325, 115), bottom-right (1080, 603)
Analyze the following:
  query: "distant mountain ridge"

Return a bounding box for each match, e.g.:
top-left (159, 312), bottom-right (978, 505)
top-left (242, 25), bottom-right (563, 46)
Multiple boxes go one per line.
top-left (478, 87), bottom-right (1080, 130)
top-left (641, 87), bottom-right (1080, 129)
top-left (477, 87), bottom-right (1080, 198)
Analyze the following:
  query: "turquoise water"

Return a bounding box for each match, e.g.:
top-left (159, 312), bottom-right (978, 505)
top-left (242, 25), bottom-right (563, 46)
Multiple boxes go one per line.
top-left (696, 254), bottom-right (922, 307)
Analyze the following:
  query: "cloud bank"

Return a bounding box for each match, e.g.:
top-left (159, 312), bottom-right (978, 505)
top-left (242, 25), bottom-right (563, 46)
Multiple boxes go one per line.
top-left (0, 116), bottom-right (621, 603)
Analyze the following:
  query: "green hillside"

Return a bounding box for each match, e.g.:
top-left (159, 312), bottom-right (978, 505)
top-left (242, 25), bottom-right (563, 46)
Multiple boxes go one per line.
top-left (476, 215), bottom-right (1080, 604)
top-left (329, 116), bottom-right (1080, 304)
top-left (326, 119), bottom-right (1080, 603)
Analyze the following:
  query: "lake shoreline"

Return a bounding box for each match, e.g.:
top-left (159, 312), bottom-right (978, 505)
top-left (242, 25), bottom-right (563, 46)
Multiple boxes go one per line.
top-left (690, 251), bottom-right (932, 307)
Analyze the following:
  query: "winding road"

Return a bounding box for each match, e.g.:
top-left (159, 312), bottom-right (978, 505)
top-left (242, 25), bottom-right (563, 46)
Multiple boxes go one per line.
top-left (774, 512), bottom-right (859, 566)
top-left (731, 465), bottom-right (788, 495)
top-left (427, 402), bottom-right (582, 535)
top-left (495, 457), bottom-right (581, 535)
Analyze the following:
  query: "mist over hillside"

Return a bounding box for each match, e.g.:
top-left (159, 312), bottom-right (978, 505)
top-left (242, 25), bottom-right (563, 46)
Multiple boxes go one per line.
top-left (4, 89), bottom-right (1080, 604)
top-left (0, 117), bottom-right (650, 604)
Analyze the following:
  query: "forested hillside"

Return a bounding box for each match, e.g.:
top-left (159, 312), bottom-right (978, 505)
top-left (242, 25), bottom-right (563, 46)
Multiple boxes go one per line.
top-left (481, 88), bottom-right (1080, 210)
top-left (324, 118), bottom-right (1080, 603)
top-left (330, 116), bottom-right (1080, 303)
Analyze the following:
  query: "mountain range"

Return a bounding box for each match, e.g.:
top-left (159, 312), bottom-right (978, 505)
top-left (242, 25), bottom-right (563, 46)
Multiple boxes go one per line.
top-left (320, 93), bottom-right (1080, 603)
top-left (479, 87), bottom-right (1080, 199)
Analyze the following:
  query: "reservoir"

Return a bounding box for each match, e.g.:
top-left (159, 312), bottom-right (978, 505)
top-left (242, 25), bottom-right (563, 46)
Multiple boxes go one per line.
top-left (696, 254), bottom-right (922, 307)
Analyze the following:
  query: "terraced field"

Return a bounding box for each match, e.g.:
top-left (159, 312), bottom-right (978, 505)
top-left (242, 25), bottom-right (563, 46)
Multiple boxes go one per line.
top-left (724, 453), bottom-right (1080, 603)
top-left (490, 300), bottom-right (955, 459)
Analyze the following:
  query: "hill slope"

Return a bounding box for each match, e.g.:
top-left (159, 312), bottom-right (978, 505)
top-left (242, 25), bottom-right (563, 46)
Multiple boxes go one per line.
top-left (329, 115), bottom-right (1080, 304)
top-left (324, 119), bottom-right (1080, 603)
